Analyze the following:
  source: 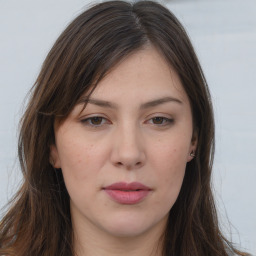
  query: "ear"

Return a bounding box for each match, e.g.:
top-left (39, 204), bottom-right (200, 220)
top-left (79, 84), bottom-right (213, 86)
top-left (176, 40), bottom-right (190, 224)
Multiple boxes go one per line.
top-left (49, 144), bottom-right (61, 168)
top-left (187, 131), bottom-right (198, 162)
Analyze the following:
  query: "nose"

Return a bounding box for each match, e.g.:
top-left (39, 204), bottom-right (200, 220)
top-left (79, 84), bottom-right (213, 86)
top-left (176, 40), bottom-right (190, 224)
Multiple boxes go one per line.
top-left (110, 124), bottom-right (146, 170)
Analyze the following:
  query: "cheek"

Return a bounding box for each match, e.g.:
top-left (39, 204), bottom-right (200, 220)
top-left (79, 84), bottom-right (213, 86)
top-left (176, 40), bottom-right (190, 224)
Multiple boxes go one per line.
top-left (58, 140), bottom-right (86, 177)
top-left (56, 138), bottom-right (111, 206)
top-left (151, 136), bottom-right (189, 173)
top-left (150, 138), bottom-right (189, 202)
top-left (58, 141), bottom-right (100, 203)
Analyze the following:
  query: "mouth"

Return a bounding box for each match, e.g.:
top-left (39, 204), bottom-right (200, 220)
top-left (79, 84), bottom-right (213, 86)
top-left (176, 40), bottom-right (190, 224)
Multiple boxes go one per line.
top-left (103, 182), bottom-right (152, 205)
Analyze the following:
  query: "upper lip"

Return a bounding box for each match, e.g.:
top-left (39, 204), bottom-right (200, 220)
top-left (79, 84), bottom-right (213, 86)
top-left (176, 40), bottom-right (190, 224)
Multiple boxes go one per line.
top-left (103, 182), bottom-right (151, 191)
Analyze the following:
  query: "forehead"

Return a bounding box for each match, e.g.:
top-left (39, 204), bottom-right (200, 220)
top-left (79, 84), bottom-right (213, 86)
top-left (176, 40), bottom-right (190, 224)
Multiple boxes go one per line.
top-left (87, 46), bottom-right (189, 106)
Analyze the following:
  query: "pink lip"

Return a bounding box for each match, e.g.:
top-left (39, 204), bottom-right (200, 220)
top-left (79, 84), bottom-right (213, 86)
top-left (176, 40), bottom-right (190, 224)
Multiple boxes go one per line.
top-left (103, 182), bottom-right (151, 205)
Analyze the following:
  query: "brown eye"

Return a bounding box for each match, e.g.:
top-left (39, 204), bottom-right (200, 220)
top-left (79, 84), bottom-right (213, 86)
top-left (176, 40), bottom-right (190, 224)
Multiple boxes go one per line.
top-left (152, 117), bottom-right (165, 124)
top-left (81, 116), bottom-right (109, 127)
top-left (149, 117), bottom-right (174, 126)
top-left (90, 117), bottom-right (103, 125)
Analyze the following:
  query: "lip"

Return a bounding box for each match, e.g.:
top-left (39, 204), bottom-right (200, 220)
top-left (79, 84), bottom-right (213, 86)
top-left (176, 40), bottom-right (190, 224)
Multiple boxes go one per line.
top-left (103, 182), bottom-right (151, 205)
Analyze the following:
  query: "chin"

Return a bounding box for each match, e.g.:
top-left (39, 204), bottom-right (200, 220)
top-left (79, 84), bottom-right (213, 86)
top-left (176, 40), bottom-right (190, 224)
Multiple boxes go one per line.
top-left (104, 224), bottom-right (151, 238)
top-left (100, 212), bottom-right (167, 238)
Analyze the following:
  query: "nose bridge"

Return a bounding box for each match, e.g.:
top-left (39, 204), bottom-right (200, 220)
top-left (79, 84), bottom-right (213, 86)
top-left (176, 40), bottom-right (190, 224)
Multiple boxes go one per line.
top-left (111, 120), bottom-right (145, 169)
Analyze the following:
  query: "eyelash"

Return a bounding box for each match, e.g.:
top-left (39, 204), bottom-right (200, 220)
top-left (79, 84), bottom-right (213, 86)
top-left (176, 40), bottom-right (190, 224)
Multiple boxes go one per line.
top-left (80, 116), bottom-right (110, 127)
top-left (148, 117), bottom-right (174, 126)
top-left (80, 116), bottom-right (174, 128)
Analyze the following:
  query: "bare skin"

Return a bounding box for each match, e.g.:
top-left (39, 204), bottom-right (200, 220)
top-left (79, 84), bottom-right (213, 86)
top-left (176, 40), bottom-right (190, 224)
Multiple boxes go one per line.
top-left (51, 46), bottom-right (197, 256)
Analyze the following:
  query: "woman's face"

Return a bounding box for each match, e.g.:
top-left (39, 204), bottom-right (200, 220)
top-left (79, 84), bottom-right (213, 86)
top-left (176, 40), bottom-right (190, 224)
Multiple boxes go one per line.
top-left (51, 46), bottom-right (197, 239)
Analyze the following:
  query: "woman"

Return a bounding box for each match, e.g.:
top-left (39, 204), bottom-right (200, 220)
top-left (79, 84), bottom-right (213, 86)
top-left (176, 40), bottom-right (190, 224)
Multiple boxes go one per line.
top-left (0, 1), bottom-right (250, 255)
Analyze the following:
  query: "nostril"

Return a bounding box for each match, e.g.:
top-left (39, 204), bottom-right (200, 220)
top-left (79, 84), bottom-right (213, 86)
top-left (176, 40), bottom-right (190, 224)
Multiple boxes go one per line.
top-left (115, 161), bottom-right (142, 169)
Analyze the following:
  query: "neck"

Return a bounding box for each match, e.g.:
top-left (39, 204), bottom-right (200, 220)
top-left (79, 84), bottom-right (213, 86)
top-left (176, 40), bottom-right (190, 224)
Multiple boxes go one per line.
top-left (74, 234), bottom-right (164, 256)
top-left (72, 216), bottom-right (166, 256)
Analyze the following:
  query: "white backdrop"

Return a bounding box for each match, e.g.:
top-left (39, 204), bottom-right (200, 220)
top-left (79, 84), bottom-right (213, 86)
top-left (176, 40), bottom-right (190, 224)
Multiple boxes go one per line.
top-left (0, 0), bottom-right (255, 254)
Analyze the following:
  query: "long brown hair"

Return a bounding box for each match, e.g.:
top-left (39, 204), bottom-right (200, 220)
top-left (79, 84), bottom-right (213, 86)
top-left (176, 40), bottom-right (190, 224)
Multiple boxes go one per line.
top-left (0, 1), bottom-right (249, 255)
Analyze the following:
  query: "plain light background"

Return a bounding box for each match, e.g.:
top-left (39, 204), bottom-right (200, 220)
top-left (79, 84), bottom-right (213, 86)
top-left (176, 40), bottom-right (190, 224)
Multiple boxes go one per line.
top-left (0, 0), bottom-right (255, 254)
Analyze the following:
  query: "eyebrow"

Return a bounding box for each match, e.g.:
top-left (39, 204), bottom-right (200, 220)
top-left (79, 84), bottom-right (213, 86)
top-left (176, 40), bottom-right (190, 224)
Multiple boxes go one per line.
top-left (140, 96), bottom-right (182, 109)
top-left (79, 96), bottom-right (182, 109)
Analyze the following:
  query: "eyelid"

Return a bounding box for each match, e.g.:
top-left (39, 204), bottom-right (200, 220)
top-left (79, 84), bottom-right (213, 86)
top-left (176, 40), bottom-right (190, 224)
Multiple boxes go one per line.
top-left (80, 115), bottom-right (112, 127)
top-left (79, 113), bottom-right (174, 128)
top-left (145, 114), bottom-right (175, 126)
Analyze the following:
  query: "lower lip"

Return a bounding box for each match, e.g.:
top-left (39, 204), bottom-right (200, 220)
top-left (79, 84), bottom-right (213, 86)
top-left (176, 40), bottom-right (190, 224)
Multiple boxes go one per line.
top-left (104, 189), bottom-right (150, 204)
